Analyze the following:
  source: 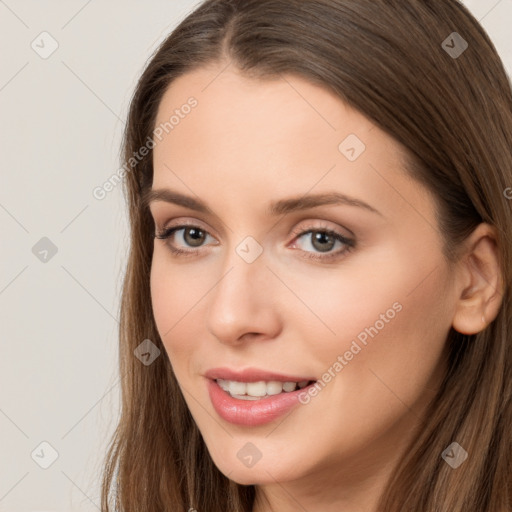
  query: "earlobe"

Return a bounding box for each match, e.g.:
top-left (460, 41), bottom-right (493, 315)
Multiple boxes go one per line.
top-left (451, 223), bottom-right (503, 335)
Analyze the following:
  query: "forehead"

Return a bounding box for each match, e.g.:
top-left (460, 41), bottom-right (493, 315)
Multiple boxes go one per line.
top-left (154, 64), bottom-right (374, 152)
top-left (150, 63), bottom-right (433, 226)
top-left (154, 65), bottom-right (394, 171)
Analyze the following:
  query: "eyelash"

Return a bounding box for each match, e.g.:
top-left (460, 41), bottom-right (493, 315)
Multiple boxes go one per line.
top-left (154, 222), bottom-right (355, 262)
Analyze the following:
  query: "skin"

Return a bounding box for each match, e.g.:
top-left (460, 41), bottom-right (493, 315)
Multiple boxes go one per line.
top-left (148, 61), bottom-right (502, 512)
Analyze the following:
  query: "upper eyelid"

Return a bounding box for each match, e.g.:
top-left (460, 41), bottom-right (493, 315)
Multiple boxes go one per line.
top-left (157, 222), bottom-right (352, 246)
top-left (155, 218), bottom-right (215, 236)
top-left (155, 214), bottom-right (351, 233)
top-left (150, 209), bottom-right (229, 239)
top-left (150, 192), bottom-right (361, 238)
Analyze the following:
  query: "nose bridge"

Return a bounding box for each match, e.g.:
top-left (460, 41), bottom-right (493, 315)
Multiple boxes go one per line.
top-left (210, 246), bottom-right (266, 320)
top-left (215, 234), bottom-right (268, 301)
top-left (206, 241), bottom-right (280, 343)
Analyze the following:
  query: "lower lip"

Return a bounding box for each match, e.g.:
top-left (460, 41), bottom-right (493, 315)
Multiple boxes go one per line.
top-left (207, 379), bottom-right (314, 426)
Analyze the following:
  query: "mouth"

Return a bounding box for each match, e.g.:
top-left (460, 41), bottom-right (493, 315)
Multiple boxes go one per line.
top-left (205, 369), bottom-right (319, 426)
top-left (215, 378), bottom-right (316, 400)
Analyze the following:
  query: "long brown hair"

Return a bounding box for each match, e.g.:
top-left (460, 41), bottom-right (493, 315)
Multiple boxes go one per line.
top-left (101, 1), bottom-right (512, 510)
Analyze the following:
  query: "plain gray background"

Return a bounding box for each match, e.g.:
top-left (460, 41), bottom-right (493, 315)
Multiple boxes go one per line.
top-left (1, 1), bottom-right (511, 510)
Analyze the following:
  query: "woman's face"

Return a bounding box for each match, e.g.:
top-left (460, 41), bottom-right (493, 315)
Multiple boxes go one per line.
top-left (148, 63), bottom-right (458, 490)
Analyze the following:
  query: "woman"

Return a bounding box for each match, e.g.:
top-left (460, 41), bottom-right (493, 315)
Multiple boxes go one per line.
top-left (101, 0), bottom-right (512, 510)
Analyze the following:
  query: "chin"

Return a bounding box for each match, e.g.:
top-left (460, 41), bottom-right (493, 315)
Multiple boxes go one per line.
top-left (209, 450), bottom-right (302, 486)
top-left (219, 465), bottom-right (283, 486)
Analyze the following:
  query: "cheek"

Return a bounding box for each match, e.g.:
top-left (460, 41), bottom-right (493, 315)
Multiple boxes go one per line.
top-left (317, 263), bottom-right (449, 423)
top-left (285, 248), bottom-right (451, 402)
top-left (304, 238), bottom-right (450, 364)
top-left (149, 253), bottom-right (199, 369)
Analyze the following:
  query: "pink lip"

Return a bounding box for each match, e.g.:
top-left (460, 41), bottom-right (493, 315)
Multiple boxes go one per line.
top-left (204, 367), bottom-right (317, 427)
top-left (204, 367), bottom-right (316, 383)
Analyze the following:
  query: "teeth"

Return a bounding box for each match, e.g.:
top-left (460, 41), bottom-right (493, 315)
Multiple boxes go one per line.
top-left (228, 380), bottom-right (246, 396)
top-left (217, 379), bottom-right (230, 392)
top-left (266, 381), bottom-right (284, 395)
top-left (246, 381), bottom-right (267, 397)
top-left (217, 379), bottom-right (312, 398)
top-left (282, 381), bottom-right (297, 392)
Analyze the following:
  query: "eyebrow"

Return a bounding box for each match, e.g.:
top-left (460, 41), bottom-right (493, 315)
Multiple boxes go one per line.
top-left (142, 188), bottom-right (383, 217)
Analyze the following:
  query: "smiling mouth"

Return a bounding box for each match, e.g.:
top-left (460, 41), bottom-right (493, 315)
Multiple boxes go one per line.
top-left (215, 378), bottom-right (316, 400)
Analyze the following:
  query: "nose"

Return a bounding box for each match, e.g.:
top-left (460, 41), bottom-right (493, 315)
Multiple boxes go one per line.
top-left (206, 254), bottom-right (282, 346)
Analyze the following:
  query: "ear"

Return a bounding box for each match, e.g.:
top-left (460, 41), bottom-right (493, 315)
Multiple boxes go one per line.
top-left (452, 223), bottom-right (504, 335)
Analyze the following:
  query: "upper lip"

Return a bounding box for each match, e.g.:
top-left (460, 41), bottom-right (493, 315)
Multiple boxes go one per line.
top-left (204, 367), bottom-right (317, 383)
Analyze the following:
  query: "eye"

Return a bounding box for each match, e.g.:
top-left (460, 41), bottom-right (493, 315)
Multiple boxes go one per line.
top-left (154, 224), bottom-right (217, 257)
top-left (289, 224), bottom-right (355, 262)
top-left (154, 221), bottom-right (355, 262)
